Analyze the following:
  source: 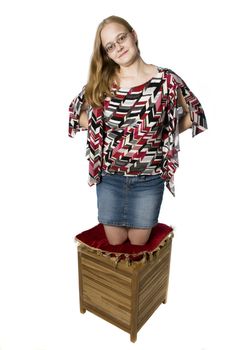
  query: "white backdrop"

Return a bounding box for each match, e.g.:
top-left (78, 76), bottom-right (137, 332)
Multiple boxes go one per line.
top-left (0, 0), bottom-right (231, 349)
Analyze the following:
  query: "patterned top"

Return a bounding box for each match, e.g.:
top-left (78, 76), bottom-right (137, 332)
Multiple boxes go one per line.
top-left (68, 66), bottom-right (207, 196)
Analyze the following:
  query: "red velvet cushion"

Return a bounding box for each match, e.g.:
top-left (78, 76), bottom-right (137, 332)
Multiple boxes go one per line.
top-left (75, 223), bottom-right (173, 262)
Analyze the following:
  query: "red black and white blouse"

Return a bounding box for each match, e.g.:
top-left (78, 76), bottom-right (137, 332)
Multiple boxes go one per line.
top-left (68, 66), bottom-right (207, 196)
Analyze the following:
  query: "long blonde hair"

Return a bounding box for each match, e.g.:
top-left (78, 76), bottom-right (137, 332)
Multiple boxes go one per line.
top-left (84, 15), bottom-right (139, 107)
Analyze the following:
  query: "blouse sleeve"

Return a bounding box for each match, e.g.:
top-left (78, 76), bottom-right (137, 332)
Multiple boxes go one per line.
top-left (169, 69), bottom-right (208, 137)
top-left (160, 68), bottom-right (208, 196)
top-left (68, 85), bottom-right (88, 137)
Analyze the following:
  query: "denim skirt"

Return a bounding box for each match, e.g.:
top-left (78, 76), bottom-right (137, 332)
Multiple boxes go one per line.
top-left (96, 171), bottom-right (165, 228)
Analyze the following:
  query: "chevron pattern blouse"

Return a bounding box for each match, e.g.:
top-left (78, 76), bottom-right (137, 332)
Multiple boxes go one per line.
top-left (68, 66), bottom-right (207, 196)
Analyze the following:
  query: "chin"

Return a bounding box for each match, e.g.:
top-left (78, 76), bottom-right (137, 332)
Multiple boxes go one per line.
top-left (121, 54), bottom-right (139, 66)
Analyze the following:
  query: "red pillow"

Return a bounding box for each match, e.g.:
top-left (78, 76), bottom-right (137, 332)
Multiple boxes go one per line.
top-left (75, 223), bottom-right (174, 263)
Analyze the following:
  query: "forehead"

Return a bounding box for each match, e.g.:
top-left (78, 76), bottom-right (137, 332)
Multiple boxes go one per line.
top-left (100, 22), bottom-right (127, 45)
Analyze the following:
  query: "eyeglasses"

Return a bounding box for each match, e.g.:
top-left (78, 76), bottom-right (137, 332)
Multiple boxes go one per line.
top-left (104, 32), bottom-right (130, 54)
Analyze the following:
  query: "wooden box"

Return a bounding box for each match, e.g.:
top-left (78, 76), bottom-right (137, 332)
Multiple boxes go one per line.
top-left (77, 232), bottom-right (173, 342)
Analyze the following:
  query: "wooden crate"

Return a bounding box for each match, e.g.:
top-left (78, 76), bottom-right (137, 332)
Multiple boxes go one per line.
top-left (77, 233), bottom-right (173, 342)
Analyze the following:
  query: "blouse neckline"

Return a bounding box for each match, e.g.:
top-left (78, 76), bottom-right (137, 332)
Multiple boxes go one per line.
top-left (114, 66), bottom-right (164, 92)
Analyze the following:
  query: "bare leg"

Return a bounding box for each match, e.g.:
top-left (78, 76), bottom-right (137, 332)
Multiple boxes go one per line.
top-left (128, 227), bottom-right (152, 245)
top-left (103, 225), bottom-right (128, 245)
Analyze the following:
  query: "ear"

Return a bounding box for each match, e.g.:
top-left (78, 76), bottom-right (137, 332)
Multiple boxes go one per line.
top-left (131, 29), bottom-right (138, 43)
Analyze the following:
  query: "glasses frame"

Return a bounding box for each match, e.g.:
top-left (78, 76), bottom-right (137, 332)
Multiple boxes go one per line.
top-left (104, 31), bottom-right (131, 54)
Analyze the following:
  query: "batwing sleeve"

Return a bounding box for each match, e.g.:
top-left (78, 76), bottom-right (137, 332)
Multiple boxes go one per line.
top-left (68, 85), bottom-right (88, 137)
top-left (160, 68), bottom-right (208, 196)
top-left (170, 69), bottom-right (208, 137)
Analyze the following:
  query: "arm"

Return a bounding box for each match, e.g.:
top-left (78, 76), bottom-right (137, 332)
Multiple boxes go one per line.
top-left (177, 88), bottom-right (192, 134)
top-left (79, 101), bottom-right (89, 129)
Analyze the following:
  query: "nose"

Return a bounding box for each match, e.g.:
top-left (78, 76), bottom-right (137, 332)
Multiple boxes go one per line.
top-left (115, 42), bottom-right (123, 51)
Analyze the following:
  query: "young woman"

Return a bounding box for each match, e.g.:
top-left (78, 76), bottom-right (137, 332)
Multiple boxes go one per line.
top-left (68, 15), bottom-right (207, 246)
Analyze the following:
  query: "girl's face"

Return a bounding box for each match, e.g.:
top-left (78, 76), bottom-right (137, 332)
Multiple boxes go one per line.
top-left (100, 22), bottom-right (139, 67)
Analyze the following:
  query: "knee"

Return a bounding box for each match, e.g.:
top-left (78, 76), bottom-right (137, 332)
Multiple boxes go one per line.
top-left (128, 237), bottom-right (148, 245)
top-left (104, 225), bottom-right (128, 245)
top-left (128, 228), bottom-right (152, 245)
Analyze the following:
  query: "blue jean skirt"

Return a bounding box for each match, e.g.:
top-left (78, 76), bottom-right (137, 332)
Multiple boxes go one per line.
top-left (96, 171), bottom-right (165, 228)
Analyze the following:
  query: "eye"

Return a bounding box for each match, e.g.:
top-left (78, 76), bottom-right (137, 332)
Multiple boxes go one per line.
top-left (118, 33), bottom-right (127, 43)
top-left (106, 44), bottom-right (114, 53)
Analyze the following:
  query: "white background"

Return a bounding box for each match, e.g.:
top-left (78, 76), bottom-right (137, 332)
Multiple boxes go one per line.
top-left (0, 0), bottom-right (231, 349)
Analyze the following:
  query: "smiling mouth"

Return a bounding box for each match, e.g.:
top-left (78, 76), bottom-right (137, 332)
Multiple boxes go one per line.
top-left (119, 50), bottom-right (128, 58)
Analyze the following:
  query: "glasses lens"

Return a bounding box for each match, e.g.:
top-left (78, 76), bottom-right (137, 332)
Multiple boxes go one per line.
top-left (106, 44), bottom-right (114, 53)
top-left (118, 33), bottom-right (127, 43)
